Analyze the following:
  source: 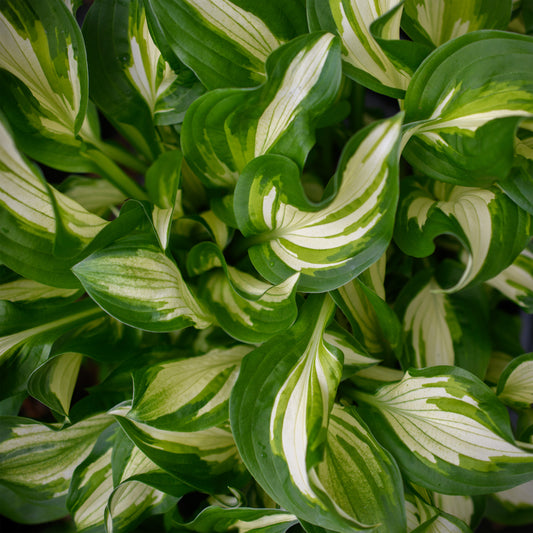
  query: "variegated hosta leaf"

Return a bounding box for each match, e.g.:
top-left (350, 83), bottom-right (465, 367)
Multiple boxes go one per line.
top-left (83, 0), bottom-right (203, 161)
top-left (403, 31), bottom-right (533, 186)
top-left (72, 234), bottom-right (212, 332)
top-left (431, 493), bottom-right (479, 530)
top-left (234, 115), bottom-right (402, 292)
top-left (145, 150), bottom-right (183, 249)
top-left (402, 0), bottom-right (512, 48)
top-left (231, 294), bottom-right (405, 531)
top-left (28, 352), bottom-right (83, 417)
top-left (487, 480), bottom-right (533, 526)
top-left (128, 345), bottom-right (251, 432)
top-left (0, 278), bottom-right (80, 302)
top-left (0, 114), bottom-right (107, 287)
top-left (332, 261), bottom-right (402, 359)
top-left (188, 242), bottom-right (299, 343)
top-left (182, 32), bottom-right (341, 190)
top-left (0, 299), bottom-right (102, 399)
top-left (111, 403), bottom-right (245, 494)
top-left (497, 353), bottom-right (533, 409)
top-left (307, 0), bottom-right (412, 97)
top-left (355, 366), bottom-right (533, 494)
top-left (503, 132), bottom-right (533, 215)
top-left (145, 0), bottom-right (307, 89)
top-left (486, 244), bottom-right (533, 312)
top-left (0, 0), bottom-right (103, 171)
top-left (323, 323), bottom-right (380, 378)
top-left (170, 506), bottom-right (298, 533)
top-left (0, 413), bottom-right (112, 524)
top-left (394, 270), bottom-right (491, 376)
top-left (394, 177), bottom-right (531, 292)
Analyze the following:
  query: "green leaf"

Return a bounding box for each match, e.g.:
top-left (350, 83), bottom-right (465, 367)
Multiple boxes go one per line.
top-left (28, 352), bottom-right (83, 417)
top-left (0, 113), bottom-right (107, 287)
top-left (0, 413), bottom-right (113, 524)
top-left (354, 366), bottom-right (533, 494)
top-left (0, 0), bottom-right (102, 171)
top-left (497, 353), bottom-right (533, 409)
top-left (394, 177), bottom-right (531, 292)
top-left (234, 115), bottom-right (402, 292)
top-left (170, 506), bottom-right (298, 533)
top-left (72, 233), bottom-right (213, 332)
top-left (403, 31), bottom-right (533, 186)
top-left (402, 0), bottom-right (512, 48)
top-left (308, 0), bottom-right (411, 97)
top-left (231, 294), bottom-right (405, 531)
top-left (0, 278), bottom-right (80, 302)
top-left (181, 32), bottom-right (341, 190)
top-left (145, 0), bottom-right (307, 89)
top-left (128, 345), bottom-right (251, 432)
top-left (486, 244), bottom-right (533, 312)
top-left (487, 480), bottom-right (533, 526)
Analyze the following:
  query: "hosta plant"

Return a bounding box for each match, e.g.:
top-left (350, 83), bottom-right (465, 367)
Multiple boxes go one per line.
top-left (2, 0), bottom-right (533, 532)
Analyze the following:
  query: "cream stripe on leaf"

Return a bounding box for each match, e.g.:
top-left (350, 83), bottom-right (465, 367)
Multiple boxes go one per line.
top-left (0, 0), bottom-right (104, 172)
top-left (354, 366), bottom-right (533, 494)
top-left (231, 294), bottom-right (386, 531)
top-left (402, 0), bottom-right (512, 48)
top-left (188, 241), bottom-right (299, 343)
top-left (486, 245), bottom-right (533, 312)
top-left (403, 31), bottom-right (533, 187)
top-left (0, 278), bottom-right (80, 302)
top-left (234, 115), bottom-right (402, 292)
top-left (394, 177), bottom-right (531, 292)
top-left (111, 404), bottom-right (245, 494)
top-left (0, 413), bottom-right (112, 524)
top-left (169, 506), bottom-right (298, 533)
top-left (0, 114), bottom-right (107, 287)
top-left (127, 345), bottom-right (251, 432)
top-left (497, 353), bottom-right (533, 410)
top-left (72, 233), bottom-right (213, 333)
top-left (182, 32), bottom-right (341, 190)
top-left (145, 0), bottom-right (307, 89)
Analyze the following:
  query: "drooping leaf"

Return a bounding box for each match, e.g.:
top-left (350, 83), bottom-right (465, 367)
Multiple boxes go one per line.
top-left (145, 0), bottom-right (307, 89)
top-left (394, 177), bottom-right (531, 292)
top-left (497, 353), bottom-right (533, 410)
top-left (308, 0), bottom-right (413, 97)
top-left (402, 0), bottom-right (512, 48)
top-left (0, 413), bottom-right (113, 524)
top-left (72, 233), bottom-right (213, 332)
top-left (234, 115), bottom-right (402, 292)
top-left (181, 32), bottom-right (341, 189)
top-left (403, 31), bottom-right (533, 186)
top-left (231, 294), bottom-right (405, 532)
top-left (354, 366), bottom-right (533, 494)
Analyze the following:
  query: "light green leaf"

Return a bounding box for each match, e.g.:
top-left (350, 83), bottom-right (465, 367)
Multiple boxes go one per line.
top-left (486, 244), bottom-right (533, 312)
top-left (308, 0), bottom-right (412, 97)
top-left (0, 413), bottom-right (113, 524)
top-left (128, 345), bottom-right (251, 432)
top-left (0, 278), bottom-right (80, 302)
top-left (234, 115), bottom-right (402, 292)
top-left (231, 295), bottom-right (405, 531)
top-left (182, 32), bottom-right (341, 189)
top-left (354, 366), bottom-right (533, 494)
top-left (28, 352), bottom-right (83, 417)
top-left (403, 31), bottom-right (533, 186)
top-left (72, 234), bottom-right (213, 332)
top-left (145, 0), bottom-right (307, 89)
top-left (0, 113), bottom-right (107, 287)
top-left (402, 0), bottom-right (512, 47)
top-left (394, 177), bottom-right (531, 292)
top-left (497, 353), bottom-right (533, 409)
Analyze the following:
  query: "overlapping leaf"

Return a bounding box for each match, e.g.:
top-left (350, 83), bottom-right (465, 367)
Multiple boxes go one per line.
top-left (403, 31), bottom-right (533, 186)
top-left (402, 0), bottom-right (512, 47)
top-left (394, 177), bottom-right (531, 292)
top-left (355, 367), bottom-right (533, 494)
top-left (145, 0), bottom-right (307, 89)
top-left (231, 295), bottom-right (406, 531)
top-left (234, 115), bottom-right (402, 292)
top-left (72, 233), bottom-right (212, 332)
top-left (181, 32), bottom-right (341, 189)
top-left (497, 353), bottom-right (533, 410)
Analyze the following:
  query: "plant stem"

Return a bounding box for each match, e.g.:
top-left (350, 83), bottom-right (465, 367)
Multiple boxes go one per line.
top-left (92, 139), bottom-right (148, 173)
